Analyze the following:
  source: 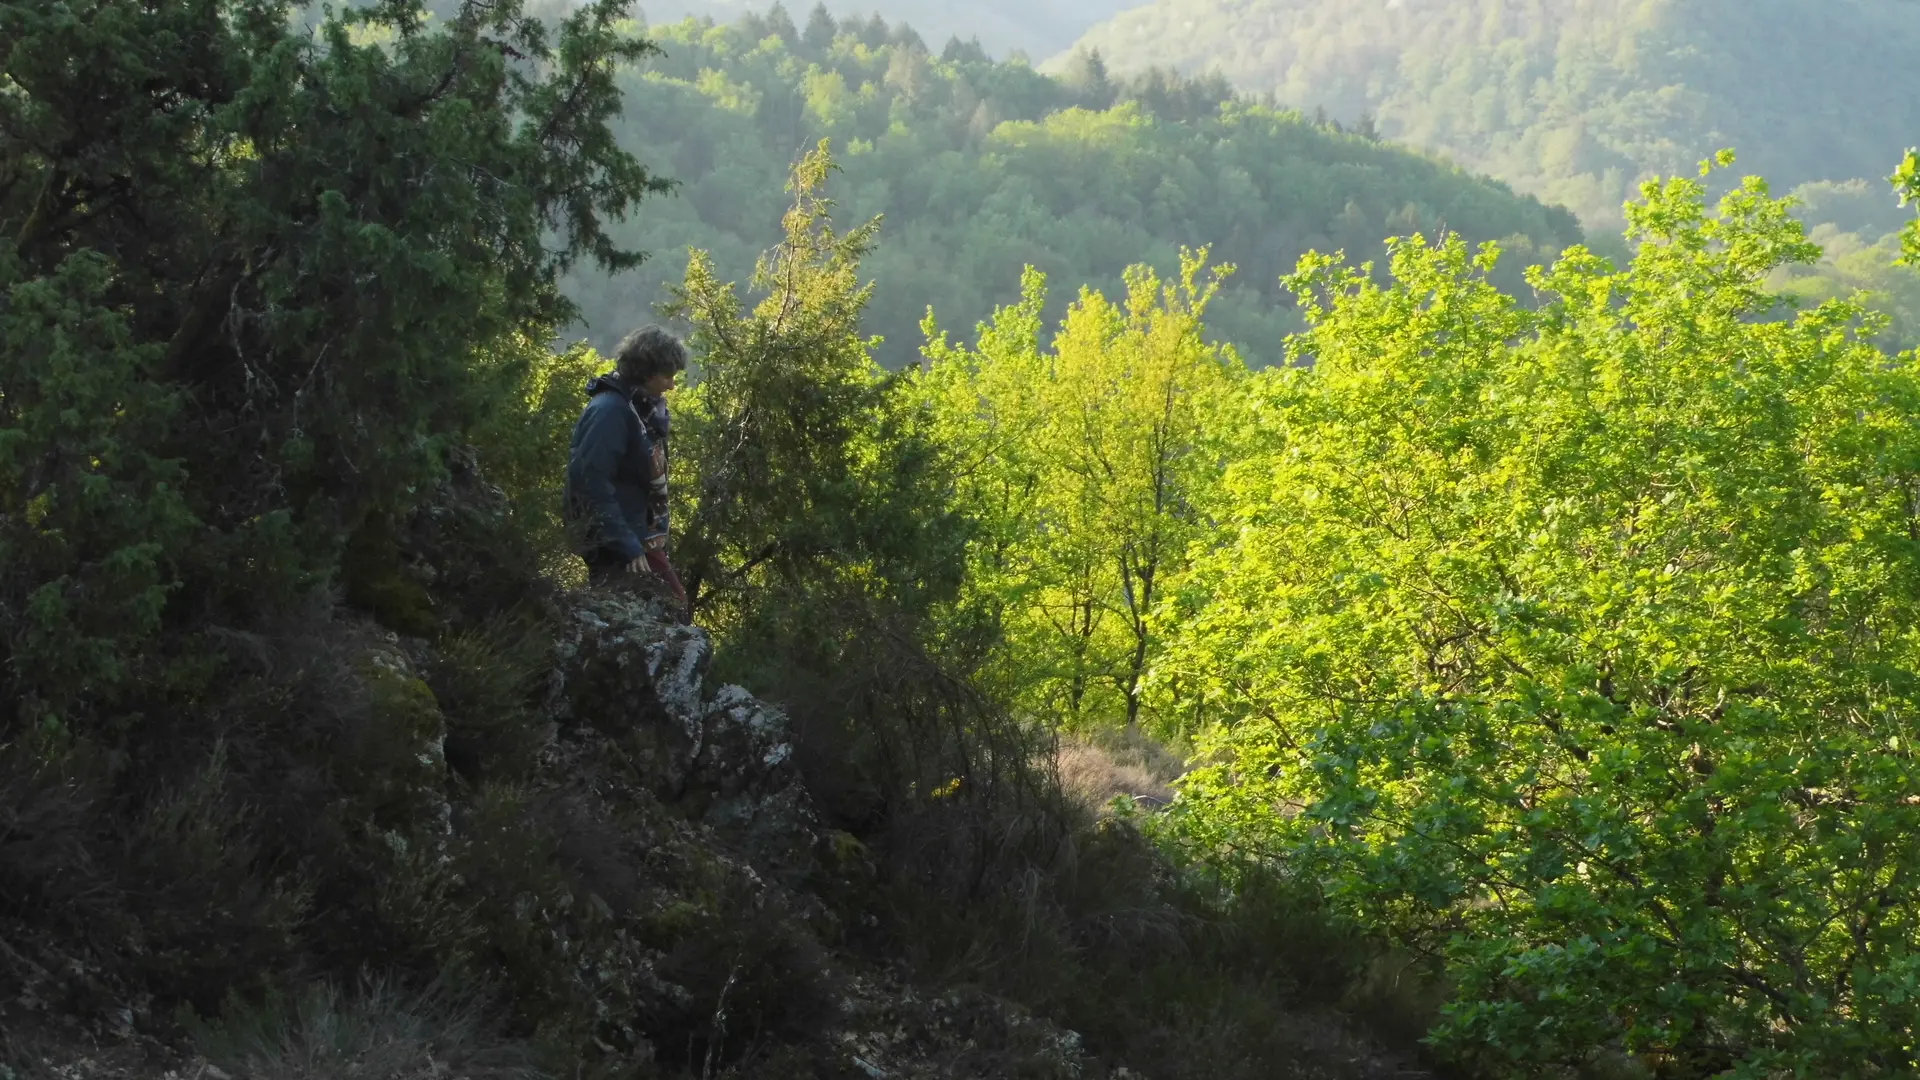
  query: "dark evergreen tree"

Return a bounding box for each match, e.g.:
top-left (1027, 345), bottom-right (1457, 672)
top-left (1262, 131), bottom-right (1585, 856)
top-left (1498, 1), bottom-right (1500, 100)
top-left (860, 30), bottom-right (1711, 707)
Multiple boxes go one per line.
top-left (1, 0), bottom-right (663, 730)
top-left (887, 21), bottom-right (926, 53)
top-left (942, 34), bottom-right (991, 64)
top-left (1127, 66), bottom-right (1174, 116)
top-left (735, 10), bottom-right (771, 40)
top-left (764, 0), bottom-right (801, 45)
top-left (803, 2), bottom-right (839, 51)
top-left (1058, 48), bottom-right (1116, 109)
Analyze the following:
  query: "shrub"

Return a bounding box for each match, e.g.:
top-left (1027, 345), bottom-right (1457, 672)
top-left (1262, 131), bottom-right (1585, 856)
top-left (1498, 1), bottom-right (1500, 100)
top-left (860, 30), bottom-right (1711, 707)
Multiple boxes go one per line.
top-left (184, 978), bottom-right (545, 1080)
top-left (424, 784), bottom-right (662, 1068)
top-left (1165, 155), bottom-right (1920, 1073)
top-left (643, 865), bottom-right (836, 1072)
top-left (428, 616), bottom-right (556, 786)
top-left (662, 144), bottom-right (1061, 911)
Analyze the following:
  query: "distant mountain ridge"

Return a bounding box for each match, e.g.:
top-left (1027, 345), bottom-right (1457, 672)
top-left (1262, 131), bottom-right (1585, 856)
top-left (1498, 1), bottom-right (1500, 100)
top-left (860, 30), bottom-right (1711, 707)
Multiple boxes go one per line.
top-left (1062, 0), bottom-right (1920, 230)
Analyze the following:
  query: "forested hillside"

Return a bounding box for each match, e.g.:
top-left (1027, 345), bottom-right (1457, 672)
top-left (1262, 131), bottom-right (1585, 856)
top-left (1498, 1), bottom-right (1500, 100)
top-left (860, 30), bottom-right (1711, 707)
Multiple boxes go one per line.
top-left (1065, 0), bottom-right (1920, 234)
top-left (635, 0), bottom-right (1135, 59)
top-left (562, 5), bottom-right (1584, 363)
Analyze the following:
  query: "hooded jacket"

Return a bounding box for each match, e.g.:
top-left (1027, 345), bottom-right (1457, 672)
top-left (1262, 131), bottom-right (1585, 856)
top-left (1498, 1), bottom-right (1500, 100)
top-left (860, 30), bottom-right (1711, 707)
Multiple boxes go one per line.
top-left (564, 374), bottom-right (671, 562)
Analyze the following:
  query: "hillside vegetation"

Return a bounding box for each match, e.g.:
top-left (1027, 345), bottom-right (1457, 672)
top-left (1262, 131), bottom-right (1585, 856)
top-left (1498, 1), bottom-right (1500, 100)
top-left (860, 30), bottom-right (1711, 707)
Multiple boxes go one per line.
top-left (561, 5), bottom-right (1584, 363)
top-left (1065, 0), bottom-right (1920, 234)
top-left (11, 0), bottom-right (1920, 1075)
top-left (0, 0), bottom-right (1442, 1075)
top-left (916, 149), bottom-right (1920, 1075)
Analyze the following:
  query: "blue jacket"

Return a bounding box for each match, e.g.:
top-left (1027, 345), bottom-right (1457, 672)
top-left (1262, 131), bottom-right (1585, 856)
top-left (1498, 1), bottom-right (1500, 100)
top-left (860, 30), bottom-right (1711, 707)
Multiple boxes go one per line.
top-left (564, 375), bottom-right (671, 562)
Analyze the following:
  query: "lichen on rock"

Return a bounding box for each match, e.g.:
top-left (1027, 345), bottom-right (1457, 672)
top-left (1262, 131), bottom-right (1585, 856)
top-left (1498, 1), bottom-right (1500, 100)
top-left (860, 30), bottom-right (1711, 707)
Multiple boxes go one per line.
top-left (544, 587), bottom-right (820, 876)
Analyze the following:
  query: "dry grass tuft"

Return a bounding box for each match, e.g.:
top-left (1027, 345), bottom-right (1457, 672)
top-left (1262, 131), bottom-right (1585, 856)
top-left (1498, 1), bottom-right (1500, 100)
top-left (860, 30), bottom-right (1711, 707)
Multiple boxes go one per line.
top-left (184, 978), bottom-right (544, 1080)
top-left (1054, 728), bottom-right (1185, 815)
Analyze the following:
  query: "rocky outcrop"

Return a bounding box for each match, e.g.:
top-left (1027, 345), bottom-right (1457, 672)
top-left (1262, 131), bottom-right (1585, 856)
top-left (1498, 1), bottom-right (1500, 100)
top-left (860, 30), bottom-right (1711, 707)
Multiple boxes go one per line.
top-left (545, 588), bottom-right (822, 876)
top-left (519, 586), bottom-right (1113, 1078)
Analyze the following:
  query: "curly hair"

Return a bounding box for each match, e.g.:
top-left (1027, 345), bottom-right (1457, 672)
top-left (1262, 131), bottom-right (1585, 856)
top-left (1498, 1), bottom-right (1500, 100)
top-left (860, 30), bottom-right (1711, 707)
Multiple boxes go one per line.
top-left (613, 325), bottom-right (689, 384)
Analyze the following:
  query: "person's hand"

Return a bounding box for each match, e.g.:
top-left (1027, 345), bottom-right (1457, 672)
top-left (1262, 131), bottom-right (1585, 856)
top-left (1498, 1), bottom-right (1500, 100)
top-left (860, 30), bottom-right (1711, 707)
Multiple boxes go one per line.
top-left (647, 550), bottom-right (691, 623)
top-left (628, 555), bottom-right (647, 573)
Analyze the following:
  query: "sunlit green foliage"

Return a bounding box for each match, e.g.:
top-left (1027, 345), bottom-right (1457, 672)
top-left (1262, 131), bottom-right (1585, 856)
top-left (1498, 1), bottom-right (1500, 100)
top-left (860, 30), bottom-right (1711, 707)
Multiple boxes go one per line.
top-left (1147, 156), bottom-right (1920, 1073)
top-left (907, 140), bottom-right (1920, 1072)
top-left (917, 250), bottom-right (1245, 734)
top-left (668, 143), bottom-right (968, 630)
top-left (1760, 169), bottom-right (1920, 352)
top-left (1897, 149), bottom-right (1920, 267)
top-left (14, 0), bottom-right (1920, 1072)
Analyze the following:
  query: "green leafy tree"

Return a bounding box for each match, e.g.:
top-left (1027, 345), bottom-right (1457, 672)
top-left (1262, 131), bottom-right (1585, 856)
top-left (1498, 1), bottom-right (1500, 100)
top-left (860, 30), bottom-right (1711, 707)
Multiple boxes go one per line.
top-left (668, 141), bottom-right (966, 632)
top-left (1162, 155), bottom-right (1920, 1073)
top-left (1, 0), bottom-right (662, 728)
top-left (667, 145), bottom-right (1044, 885)
top-left (1897, 148), bottom-right (1920, 266)
top-left (1761, 163), bottom-right (1920, 353)
top-left (0, 0), bottom-right (678, 1049)
top-left (919, 251), bottom-right (1244, 734)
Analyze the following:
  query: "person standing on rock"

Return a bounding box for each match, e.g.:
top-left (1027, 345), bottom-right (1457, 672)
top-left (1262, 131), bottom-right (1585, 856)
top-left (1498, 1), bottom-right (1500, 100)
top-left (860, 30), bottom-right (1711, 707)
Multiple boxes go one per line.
top-left (565, 325), bottom-right (690, 618)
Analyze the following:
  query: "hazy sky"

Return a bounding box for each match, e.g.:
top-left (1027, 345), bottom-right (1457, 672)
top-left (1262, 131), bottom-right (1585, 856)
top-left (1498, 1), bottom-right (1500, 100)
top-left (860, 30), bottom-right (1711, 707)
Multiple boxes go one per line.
top-left (635, 0), bottom-right (1137, 60)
